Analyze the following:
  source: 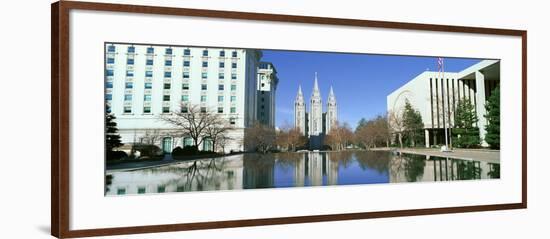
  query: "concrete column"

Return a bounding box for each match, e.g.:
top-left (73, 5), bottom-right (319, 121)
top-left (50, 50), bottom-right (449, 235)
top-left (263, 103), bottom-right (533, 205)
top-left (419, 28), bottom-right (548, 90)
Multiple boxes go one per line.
top-left (425, 129), bottom-right (430, 148)
top-left (475, 71), bottom-right (488, 147)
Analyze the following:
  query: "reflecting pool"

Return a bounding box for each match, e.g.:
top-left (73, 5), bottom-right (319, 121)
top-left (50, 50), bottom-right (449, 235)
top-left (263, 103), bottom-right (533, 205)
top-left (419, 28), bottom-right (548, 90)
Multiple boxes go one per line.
top-left (105, 151), bottom-right (500, 196)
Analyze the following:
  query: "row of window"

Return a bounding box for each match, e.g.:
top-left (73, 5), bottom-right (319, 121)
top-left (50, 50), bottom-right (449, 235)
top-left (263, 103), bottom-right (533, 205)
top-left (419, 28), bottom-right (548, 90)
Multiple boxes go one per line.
top-left (106, 69), bottom-right (238, 80)
top-left (116, 105), bottom-right (238, 114)
top-left (117, 94), bottom-right (238, 102)
top-left (107, 58), bottom-right (239, 68)
top-left (106, 82), bottom-right (237, 91)
top-left (107, 45), bottom-right (239, 57)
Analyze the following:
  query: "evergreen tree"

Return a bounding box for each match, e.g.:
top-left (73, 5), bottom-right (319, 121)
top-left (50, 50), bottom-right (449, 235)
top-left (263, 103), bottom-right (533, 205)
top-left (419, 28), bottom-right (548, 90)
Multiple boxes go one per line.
top-left (402, 100), bottom-right (424, 147)
top-left (106, 105), bottom-right (123, 152)
top-left (484, 86), bottom-right (500, 149)
top-left (452, 99), bottom-right (480, 148)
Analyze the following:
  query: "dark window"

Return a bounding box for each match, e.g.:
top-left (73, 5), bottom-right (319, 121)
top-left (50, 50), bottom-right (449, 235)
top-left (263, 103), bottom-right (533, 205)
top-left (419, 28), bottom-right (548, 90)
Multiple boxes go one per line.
top-left (125, 82), bottom-right (133, 89)
top-left (146, 59), bottom-right (153, 65)
top-left (202, 61), bottom-right (208, 67)
top-left (126, 71), bottom-right (134, 77)
top-left (163, 95), bottom-right (170, 101)
top-left (201, 84), bottom-right (207, 90)
top-left (105, 82), bottom-right (113, 88)
top-left (218, 84), bottom-right (224, 90)
top-left (164, 72), bottom-right (171, 78)
top-left (183, 72), bottom-right (190, 79)
top-left (107, 57), bottom-right (114, 64)
top-left (143, 107), bottom-right (151, 113)
top-left (105, 94), bottom-right (112, 100)
top-left (107, 45), bottom-right (115, 52)
top-left (128, 46), bottom-right (135, 53)
top-left (200, 107), bottom-right (207, 113)
top-left (183, 61), bottom-right (190, 67)
top-left (202, 50), bottom-right (208, 56)
top-left (144, 82), bottom-right (152, 89)
top-left (217, 107), bottom-right (223, 113)
top-left (124, 106), bottom-right (132, 113)
top-left (106, 69), bottom-right (114, 76)
top-left (145, 71), bottom-right (153, 77)
top-left (164, 83), bottom-right (171, 89)
top-left (165, 60), bottom-right (172, 66)
top-left (184, 49), bottom-right (190, 55)
top-left (232, 63), bottom-right (237, 68)
top-left (219, 51), bottom-right (225, 57)
top-left (232, 51), bottom-right (237, 57)
top-left (219, 62), bottom-right (225, 68)
top-left (182, 83), bottom-right (189, 90)
top-left (181, 106), bottom-right (188, 113)
top-left (162, 107), bottom-right (170, 113)
top-left (165, 48), bottom-right (172, 55)
top-left (147, 47), bottom-right (154, 54)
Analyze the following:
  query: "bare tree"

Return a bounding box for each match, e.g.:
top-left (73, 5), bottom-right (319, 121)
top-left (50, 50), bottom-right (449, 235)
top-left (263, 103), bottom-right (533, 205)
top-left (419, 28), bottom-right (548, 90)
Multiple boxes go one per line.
top-left (324, 121), bottom-right (353, 151)
top-left (243, 121), bottom-right (276, 153)
top-left (203, 115), bottom-right (232, 153)
top-left (355, 115), bottom-right (391, 149)
top-left (159, 103), bottom-right (228, 149)
top-left (388, 110), bottom-right (404, 148)
top-left (140, 129), bottom-right (161, 145)
top-left (276, 123), bottom-right (307, 152)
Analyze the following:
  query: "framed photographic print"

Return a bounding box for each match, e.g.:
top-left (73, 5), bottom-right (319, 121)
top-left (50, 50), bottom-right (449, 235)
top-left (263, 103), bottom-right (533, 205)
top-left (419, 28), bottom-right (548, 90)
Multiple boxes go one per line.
top-left (51, 1), bottom-right (527, 238)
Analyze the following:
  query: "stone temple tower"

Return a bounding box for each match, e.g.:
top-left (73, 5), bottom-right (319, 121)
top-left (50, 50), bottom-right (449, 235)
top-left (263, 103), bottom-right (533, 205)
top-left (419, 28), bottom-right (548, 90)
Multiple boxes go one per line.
top-left (309, 73), bottom-right (323, 137)
top-left (325, 86), bottom-right (338, 133)
top-left (294, 85), bottom-right (306, 136)
top-left (308, 73), bottom-right (324, 149)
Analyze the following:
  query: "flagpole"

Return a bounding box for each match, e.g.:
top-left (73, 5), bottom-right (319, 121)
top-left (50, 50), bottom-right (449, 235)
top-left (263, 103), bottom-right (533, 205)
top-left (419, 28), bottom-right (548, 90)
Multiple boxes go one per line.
top-left (439, 57), bottom-right (449, 152)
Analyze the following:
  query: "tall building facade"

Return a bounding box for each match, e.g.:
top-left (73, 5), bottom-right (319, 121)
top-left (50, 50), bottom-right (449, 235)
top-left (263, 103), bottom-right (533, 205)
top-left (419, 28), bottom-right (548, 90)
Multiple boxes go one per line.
top-left (105, 43), bottom-right (264, 153)
top-left (256, 62), bottom-right (278, 127)
top-left (387, 60), bottom-right (500, 147)
top-left (294, 73), bottom-right (338, 149)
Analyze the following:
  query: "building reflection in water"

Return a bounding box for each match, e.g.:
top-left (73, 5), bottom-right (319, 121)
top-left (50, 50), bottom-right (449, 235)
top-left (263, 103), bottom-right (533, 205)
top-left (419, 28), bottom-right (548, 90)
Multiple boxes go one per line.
top-left (106, 151), bottom-right (500, 196)
top-left (389, 152), bottom-right (500, 183)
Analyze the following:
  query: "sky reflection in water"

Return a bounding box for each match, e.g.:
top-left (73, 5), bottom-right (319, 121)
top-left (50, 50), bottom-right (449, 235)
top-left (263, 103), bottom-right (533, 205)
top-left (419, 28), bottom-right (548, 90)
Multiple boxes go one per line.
top-left (106, 151), bottom-right (500, 196)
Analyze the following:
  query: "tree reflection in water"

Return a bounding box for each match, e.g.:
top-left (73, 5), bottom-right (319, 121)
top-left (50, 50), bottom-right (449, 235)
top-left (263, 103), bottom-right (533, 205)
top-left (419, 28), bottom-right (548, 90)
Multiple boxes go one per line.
top-left (106, 151), bottom-right (500, 196)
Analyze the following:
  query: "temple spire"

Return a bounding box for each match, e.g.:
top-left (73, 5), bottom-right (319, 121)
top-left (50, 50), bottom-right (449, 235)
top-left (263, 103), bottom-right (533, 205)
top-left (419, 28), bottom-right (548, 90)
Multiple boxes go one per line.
top-left (295, 85), bottom-right (304, 102)
top-left (312, 72), bottom-right (320, 97)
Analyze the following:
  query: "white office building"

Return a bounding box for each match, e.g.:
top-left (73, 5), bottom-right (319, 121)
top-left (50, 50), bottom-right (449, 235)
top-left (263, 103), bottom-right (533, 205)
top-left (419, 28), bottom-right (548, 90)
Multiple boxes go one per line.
top-left (256, 62), bottom-right (278, 127)
top-left (387, 60), bottom-right (500, 147)
top-left (105, 43), bottom-right (263, 153)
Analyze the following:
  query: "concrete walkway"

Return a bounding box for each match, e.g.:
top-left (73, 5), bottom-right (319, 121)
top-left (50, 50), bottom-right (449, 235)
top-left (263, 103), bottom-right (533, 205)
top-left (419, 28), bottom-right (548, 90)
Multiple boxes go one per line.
top-left (393, 148), bottom-right (500, 164)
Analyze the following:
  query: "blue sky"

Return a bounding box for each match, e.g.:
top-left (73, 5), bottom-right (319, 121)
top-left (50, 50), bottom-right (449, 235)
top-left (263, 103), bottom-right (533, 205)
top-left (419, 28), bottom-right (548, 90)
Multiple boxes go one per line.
top-left (261, 50), bottom-right (481, 129)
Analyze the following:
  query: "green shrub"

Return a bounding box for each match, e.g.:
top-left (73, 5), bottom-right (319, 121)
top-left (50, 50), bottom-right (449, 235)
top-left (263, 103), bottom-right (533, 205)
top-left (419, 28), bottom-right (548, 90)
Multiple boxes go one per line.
top-left (107, 151), bottom-right (128, 161)
top-left (172, 145), bottom-right (199, 156)
top-left (132, 144), bottom-right (162, 158)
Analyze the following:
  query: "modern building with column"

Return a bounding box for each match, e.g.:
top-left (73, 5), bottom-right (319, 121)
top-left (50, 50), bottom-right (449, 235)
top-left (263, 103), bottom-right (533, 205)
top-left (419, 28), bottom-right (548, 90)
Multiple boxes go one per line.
top-left (105, 43), bottom-right (266, 153)
top-left (387, 60), bottom-right (500, 147)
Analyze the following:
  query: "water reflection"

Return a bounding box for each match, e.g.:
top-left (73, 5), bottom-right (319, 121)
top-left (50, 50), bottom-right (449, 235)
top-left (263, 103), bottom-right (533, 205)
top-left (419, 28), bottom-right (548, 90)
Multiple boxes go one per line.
top-left (106, 151), bottom-right (500, 196)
